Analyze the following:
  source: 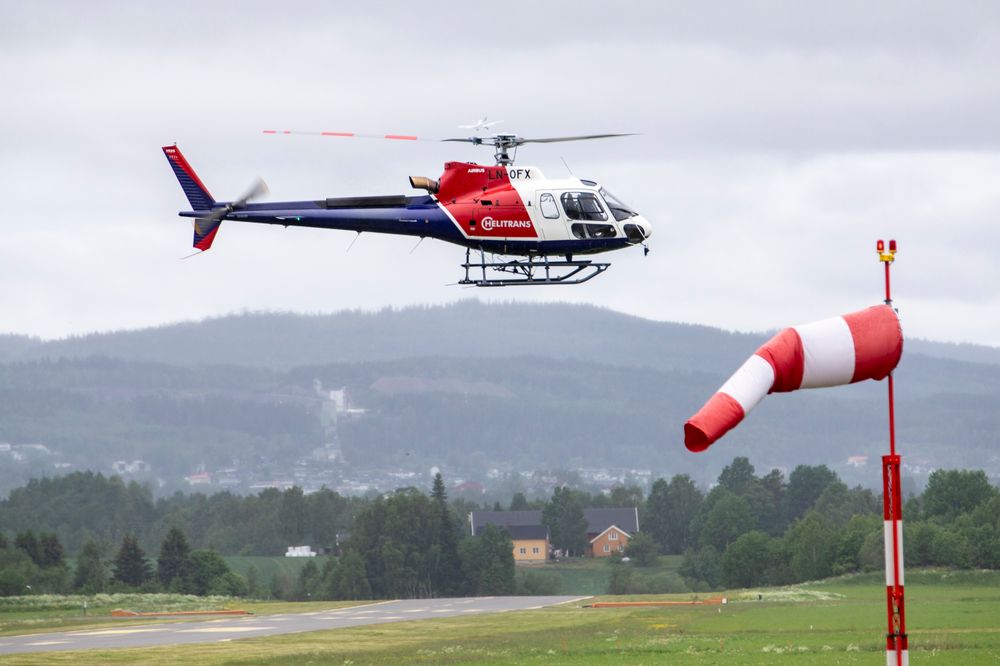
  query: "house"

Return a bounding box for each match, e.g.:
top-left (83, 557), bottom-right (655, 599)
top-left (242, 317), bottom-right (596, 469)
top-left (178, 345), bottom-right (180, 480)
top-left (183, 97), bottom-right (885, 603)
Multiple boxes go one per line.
top-left (469, 506), bottom-right (640, 560)
top-left (470, 510), bottom-right (550, 562)
top-left (506, 525), bottom-right (549, 562)
top-left (584, 507), bottom-right (639, 557)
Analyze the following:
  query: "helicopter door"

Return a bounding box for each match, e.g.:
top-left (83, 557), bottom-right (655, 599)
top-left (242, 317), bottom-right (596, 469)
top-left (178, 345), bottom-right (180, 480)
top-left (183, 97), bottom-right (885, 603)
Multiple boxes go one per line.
top-left (534, 191), bottom-right (566, 241)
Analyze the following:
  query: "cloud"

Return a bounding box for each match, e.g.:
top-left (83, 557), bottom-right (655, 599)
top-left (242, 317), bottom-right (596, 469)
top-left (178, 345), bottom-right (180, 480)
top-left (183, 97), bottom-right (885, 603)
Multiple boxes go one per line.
top-left (0, 1), bottom-right (998, 344)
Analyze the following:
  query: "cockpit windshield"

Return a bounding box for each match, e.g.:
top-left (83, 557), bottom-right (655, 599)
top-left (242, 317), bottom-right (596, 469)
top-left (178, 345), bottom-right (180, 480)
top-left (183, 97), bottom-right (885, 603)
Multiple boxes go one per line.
top-left (599, 188), bottom-right (638, 222)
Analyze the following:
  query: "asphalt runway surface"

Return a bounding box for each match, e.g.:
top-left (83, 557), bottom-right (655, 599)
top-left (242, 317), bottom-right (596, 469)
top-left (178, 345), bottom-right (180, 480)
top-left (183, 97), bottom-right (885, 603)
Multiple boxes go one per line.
top-left (0, 595), bottom-right (586, 655)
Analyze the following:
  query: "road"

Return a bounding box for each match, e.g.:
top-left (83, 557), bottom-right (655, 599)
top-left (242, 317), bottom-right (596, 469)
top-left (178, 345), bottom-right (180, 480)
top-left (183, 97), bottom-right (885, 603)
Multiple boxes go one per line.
top-left (0, 595), bottom-right (586, 655)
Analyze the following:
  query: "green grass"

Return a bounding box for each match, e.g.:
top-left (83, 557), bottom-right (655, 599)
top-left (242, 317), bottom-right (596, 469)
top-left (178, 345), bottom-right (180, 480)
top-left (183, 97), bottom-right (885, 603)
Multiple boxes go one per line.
top-left (523, 555), bottom-right (684, 595)
top-left (5, 569), bottom-right (996, 664)
top-left (223, 555), bottom-right (320, 581)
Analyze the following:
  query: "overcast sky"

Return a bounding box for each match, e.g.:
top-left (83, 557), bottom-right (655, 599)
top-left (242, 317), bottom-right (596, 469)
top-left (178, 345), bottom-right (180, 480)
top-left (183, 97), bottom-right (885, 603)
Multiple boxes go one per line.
top-left (2, 1), bottom-right (999, 345)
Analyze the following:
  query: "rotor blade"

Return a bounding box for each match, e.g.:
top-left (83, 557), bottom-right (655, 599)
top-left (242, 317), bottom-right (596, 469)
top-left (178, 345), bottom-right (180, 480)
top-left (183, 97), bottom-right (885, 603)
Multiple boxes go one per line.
top-left (263, 130), bottom-right (429, 142)
top-left (519, 133), bottom-right (637, 144)
top-left (206, 177), bottom-right (269, 222)
top-left (235, 177), bottom-right (269, 205)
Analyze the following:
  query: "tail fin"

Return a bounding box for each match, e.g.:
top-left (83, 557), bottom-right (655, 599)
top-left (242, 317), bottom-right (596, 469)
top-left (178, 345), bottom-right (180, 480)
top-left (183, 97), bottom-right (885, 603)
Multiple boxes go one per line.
top-left (162, 145), bottom-right (215, 212)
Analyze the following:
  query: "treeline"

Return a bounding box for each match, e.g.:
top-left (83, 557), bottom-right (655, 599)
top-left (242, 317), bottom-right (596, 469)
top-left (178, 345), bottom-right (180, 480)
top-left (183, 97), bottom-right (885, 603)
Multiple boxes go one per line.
top-left (1, 463), bottom-right (998, 599)
top-left (0, 472), bottom-right (363, 556)
top-left (0, 526), bottom-right (246, 597)
top-left (648, 459), bottom-right (1000, 590)
top-left (0, 475), bottom-right (517, 601)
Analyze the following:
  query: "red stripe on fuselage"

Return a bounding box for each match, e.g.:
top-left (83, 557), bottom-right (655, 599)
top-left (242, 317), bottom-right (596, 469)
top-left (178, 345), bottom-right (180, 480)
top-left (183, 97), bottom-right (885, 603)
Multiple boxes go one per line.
top-left (436, 163), bottom-right (537, 239)
top-left (384, 134), bottom-right (418, 140)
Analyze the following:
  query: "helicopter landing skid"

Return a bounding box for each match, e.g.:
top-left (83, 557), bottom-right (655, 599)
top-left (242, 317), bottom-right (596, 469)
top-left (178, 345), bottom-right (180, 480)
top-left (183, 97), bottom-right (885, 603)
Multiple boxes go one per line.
top-left (459, 250), bottom-right (610, 287)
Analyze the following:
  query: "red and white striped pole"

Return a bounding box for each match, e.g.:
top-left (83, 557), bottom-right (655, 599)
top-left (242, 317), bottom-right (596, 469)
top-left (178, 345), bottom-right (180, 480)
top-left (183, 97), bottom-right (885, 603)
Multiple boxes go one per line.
top-left (878, 239), bottom-right (907, 666)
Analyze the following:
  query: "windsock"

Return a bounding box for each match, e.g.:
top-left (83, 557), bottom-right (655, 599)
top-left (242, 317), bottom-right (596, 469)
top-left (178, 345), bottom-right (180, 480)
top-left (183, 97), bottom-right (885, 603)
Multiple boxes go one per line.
top-left (684, 304), bottom-right (903, 452)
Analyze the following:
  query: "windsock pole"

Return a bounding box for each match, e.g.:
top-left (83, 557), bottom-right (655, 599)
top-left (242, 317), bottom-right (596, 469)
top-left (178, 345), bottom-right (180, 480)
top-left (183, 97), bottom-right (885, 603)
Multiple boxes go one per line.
top-left (878, 239), bottom-right (907, 666)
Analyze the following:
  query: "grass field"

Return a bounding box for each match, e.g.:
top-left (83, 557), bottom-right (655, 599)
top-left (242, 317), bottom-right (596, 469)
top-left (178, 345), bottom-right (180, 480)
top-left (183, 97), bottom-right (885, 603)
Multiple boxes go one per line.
top-left (518, 554), bottom-right (685, 595)
top-left (3, 569), bottom-right (998, 664)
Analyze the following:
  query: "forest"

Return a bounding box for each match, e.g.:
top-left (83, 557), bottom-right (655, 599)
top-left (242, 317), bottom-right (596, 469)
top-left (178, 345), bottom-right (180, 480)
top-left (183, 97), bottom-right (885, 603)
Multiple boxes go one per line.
top-left (0, 461), bottom-right (996, 600)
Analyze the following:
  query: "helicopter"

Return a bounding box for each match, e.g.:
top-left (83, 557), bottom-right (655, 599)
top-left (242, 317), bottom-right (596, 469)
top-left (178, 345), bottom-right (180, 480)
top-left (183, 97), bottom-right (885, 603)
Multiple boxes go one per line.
top-left (162, 127), bottom-right (652, 286)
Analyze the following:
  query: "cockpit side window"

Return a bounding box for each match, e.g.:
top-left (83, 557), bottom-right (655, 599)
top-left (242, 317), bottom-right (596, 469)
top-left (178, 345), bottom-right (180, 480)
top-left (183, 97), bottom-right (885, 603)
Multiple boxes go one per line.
top-left (539, 193), bottom-right (559, 219)
top-left (560, 192), bottom-right (608, 222)
top-left (599, 188), bottom-right (638, 222)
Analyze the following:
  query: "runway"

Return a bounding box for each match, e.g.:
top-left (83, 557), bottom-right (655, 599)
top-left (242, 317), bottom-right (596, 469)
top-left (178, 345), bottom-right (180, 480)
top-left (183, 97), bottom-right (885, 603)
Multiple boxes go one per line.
top-left (0, 595), bottom-right (586, 655)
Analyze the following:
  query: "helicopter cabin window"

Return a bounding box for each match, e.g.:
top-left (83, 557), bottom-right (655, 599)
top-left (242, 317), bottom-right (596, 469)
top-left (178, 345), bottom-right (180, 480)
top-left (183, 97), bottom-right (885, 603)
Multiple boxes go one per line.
top-left (539, 193), bottom-right (559, 219)
top-left (560, 192), bottom-right (607, 222)
top-left (571, 222), bottom-right (618, 239)
top-left (599, 188), bottom-right (638, 222)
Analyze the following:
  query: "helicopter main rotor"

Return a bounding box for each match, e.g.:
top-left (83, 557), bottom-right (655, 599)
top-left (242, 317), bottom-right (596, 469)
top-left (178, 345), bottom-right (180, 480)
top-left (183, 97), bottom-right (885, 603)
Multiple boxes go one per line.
top-left (263, 128), bottom-right (635, 166)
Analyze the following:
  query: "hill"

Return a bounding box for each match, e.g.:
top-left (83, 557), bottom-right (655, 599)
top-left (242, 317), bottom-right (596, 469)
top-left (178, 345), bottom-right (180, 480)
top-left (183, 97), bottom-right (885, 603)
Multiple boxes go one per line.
top-left (0, 302), bottom-right (997, 495)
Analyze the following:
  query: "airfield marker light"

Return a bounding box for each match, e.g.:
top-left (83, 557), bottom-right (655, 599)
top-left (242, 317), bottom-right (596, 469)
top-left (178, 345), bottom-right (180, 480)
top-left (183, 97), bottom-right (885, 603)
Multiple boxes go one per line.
top-left (877, 239), bottom-right (885, 253)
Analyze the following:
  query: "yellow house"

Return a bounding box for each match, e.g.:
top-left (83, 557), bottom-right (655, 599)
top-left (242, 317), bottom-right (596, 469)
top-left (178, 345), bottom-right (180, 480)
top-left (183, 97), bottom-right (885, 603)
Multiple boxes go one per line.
top-left (506, 525), bottom-right (549, 562)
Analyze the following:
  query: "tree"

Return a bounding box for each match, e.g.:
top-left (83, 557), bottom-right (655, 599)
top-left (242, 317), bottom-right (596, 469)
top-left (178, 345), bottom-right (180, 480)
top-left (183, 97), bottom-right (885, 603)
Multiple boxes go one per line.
top-left (679, 545), bottom-right (722, 589)
top-left (330, 550), bottom-right (372, 600)
top-left (624, 532), bottom-right (658, 567)
top-left (246, 564), bottom-right (262, 598)
top-left (783, 465), bottom-right (837, 525)
top-left (38, 533), bottom-right (65, 568)
top-left (14, 531), bottom-right (41, 566)
top-left (643, 478), bottom-right (671, 553)
top-left (509, 492), bottom-right (530, 511)
top-left (430, 473), bottom-right (463, 596)
top-left (112, 534), bottom-right (152, 588)
top-left (294, 559), bottom-right (322, 601)
top-left (73, 538), bottom-right (107, 593)
top-left (461, 525), bottom-right (515, 595)
top-left (698, 489), bottom-right (755, 551)
top-left (662, 475), bottom-right (703, 554)
top-left (785, 511), bottom-right (838, 582)
top-left (718, 457), bottom-right (756, 496)
top-left (922, 469), bottom-right (997, 523)
top-left (157, 526), bottom-right (191, 589)
top-left (543, 487), bottom-right (588, 557)
top-left (722, 531), bottom-right (772, 588)
top-left (608, 485), bottom-right (644, 509)
top-left (187, 549), bottom-right (232, 595)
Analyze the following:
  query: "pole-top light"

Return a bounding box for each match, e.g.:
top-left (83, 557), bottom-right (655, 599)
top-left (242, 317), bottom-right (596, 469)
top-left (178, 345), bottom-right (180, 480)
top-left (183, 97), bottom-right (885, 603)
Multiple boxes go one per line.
top-left (877, 238), bottom-right (896, 263)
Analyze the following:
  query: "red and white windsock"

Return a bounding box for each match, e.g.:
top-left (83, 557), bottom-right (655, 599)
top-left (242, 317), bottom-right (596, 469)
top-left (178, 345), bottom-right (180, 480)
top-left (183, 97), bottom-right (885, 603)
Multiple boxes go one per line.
top-left (684, 304), bottom-right (903, 452)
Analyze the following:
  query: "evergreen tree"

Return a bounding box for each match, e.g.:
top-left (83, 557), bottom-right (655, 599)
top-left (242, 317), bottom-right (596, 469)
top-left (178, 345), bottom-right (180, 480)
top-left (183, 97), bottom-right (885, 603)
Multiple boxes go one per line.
top-left (461, 525), bottom-right (514, 595)
top-left (430, 473), bottom-right (462, 596)
top-left (157, 526), bottom-right (191, 589)
top-left (543, 487), bottom-right (587, 557)
top-left (186, 550), bottom-right (231, 595)
top-left (14, 531), bottom-right (41, 566)
top-left (73, 539), bottom-right (107, 593)
top-left (331, 550), bottom-right (372, 600)
top-left (644, 478), bottom-right (671, 553)
top-left (294, 559), bottom-right (322, 601)
top-left (662, 475), bottom-right (703, 554)
top-left (245, 564), bottom-right (261, 598)
top-left (509, 492), bottom-right (529, 511)
top-left (112, 534), bottom-right (152, 588)
top-left (718, 457), bottom-right (756, 496)
top-left (38, 533), bottom-right (65, 568)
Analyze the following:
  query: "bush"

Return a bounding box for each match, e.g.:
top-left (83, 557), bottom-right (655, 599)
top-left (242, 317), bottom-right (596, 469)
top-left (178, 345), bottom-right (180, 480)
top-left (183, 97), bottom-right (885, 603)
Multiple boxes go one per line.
top-left (515, 570), bottom-right (560, 596)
